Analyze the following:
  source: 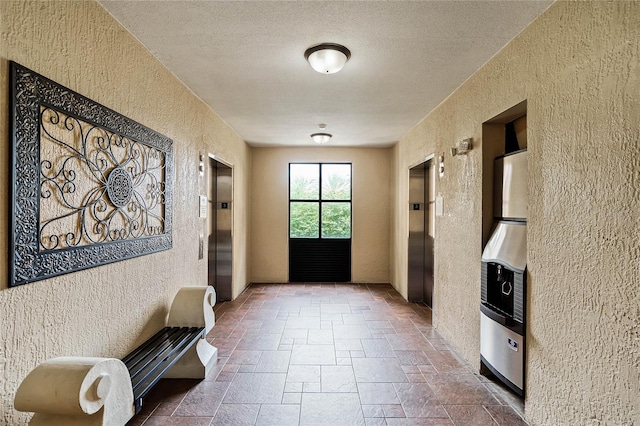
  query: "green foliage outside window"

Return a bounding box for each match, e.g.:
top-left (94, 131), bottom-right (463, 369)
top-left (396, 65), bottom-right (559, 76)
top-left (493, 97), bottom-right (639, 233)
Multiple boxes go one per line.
top-left (290, 202), bottom-right (319, 238)
top-left (290, 166), bottom-right (319, 199)
top-left (322, 164), bottom-right (350, 200)
top-left (322, 203), bottom-right (351, 238)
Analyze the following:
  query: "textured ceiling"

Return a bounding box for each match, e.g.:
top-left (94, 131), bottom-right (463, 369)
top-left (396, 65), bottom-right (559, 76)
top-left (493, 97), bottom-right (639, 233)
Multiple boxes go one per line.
top-left (100, 1), bottom-right (553, 147)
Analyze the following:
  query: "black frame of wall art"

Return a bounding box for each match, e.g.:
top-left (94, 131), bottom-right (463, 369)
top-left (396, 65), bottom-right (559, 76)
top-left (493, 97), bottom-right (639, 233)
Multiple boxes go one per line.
top-left (9, 62), bottom-right (174, 287)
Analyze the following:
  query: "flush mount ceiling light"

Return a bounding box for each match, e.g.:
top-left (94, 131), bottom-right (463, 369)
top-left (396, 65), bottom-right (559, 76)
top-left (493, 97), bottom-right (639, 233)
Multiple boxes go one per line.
top-left (304, 43), bottom-right (351, 74)
top-left (310, 132), bottom-right (332, 144)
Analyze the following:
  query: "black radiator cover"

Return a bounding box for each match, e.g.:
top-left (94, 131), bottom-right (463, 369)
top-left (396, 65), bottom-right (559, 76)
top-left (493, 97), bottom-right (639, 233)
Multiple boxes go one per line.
top-left (289, 238), bottom-right (351, 282)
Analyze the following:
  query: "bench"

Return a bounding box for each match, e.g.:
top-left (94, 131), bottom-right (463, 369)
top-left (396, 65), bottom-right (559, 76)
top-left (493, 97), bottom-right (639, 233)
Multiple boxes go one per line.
top-left (14, 286), bottom-right (218, 425)
top-left (123, 326), bottom-right (205, 414)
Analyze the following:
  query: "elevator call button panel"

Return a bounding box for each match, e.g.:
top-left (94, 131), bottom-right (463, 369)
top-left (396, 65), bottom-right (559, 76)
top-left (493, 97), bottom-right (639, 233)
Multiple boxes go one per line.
top-left (199, 195), bottom-right (207, 218)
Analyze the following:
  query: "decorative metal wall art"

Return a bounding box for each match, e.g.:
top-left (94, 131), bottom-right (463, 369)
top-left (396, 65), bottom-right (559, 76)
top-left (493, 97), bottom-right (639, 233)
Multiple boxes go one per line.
top-left (9, 62), bottom-right (173, 287)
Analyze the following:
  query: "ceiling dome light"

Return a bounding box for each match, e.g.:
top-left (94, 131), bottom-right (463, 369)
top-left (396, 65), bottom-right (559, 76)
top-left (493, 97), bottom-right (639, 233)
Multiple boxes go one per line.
top-left (311, 132), bottom-right (332, 144)
top-left (304, 43), bottom-right (351, 74)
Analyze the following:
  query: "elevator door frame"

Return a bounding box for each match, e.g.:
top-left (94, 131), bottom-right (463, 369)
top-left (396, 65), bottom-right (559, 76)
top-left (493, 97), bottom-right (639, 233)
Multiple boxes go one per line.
top-left (408, 155), bottom-right (435, 307)
top-left (208, 156), bottom-right (233, 301)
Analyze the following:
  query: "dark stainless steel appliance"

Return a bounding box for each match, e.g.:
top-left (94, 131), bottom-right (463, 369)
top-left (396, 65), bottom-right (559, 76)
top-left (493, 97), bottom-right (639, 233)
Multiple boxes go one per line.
top-left (480, 149), bottom-right (527, 396)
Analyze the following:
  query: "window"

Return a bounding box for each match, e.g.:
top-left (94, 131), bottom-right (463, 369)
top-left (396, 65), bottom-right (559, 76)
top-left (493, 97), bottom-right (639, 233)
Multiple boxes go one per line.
top-left (289, 163), bottom-right (351, 239)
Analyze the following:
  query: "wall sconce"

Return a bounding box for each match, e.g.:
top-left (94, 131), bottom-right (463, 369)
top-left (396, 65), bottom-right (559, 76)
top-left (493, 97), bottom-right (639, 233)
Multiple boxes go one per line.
top-left (199, 152), bottom-right (205, 176)
top-left (451, 138), bottom-right (473, 156)
top-left (438, 153), bottom-right (445, 178)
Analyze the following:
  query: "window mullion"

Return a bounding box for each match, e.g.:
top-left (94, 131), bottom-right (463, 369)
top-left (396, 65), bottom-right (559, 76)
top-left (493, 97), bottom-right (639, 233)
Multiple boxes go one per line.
top-left (318, 162), bottom-right (322, 240)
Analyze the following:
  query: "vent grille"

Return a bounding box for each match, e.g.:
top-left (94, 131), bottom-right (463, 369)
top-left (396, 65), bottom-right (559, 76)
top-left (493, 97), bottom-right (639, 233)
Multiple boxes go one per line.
top-left (481, 262), bottom-right (488, 303)
top-left (289, 239), bottom-right (351, 282)
top-left (514, 271), bottom-right (525, 323)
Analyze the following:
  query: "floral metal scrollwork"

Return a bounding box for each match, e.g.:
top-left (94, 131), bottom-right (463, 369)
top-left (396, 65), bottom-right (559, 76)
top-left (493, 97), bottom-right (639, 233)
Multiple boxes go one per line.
top-left (9, 62), bottom-right (173, 287)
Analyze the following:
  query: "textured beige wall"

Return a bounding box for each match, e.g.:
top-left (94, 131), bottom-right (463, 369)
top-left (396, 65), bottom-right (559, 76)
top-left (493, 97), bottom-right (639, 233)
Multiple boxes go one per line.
top-left (251, 147), bottom-right (391, 283)
top-left (0, 1), bottom-right (251, 423)
top-left (392, 1), bottom-right (639, 424)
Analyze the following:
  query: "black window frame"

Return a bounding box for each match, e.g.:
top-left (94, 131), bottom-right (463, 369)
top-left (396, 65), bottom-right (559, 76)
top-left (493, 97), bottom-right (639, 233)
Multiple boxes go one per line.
top-left (288, 162), bottom-right (352, 239)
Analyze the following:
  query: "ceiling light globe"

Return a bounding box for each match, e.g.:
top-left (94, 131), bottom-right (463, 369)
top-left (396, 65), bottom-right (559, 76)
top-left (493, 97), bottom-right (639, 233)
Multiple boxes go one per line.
top-left (305, 43), bottom-right (351, 74)
top-left (311, 133), bottom-right (332, 144)
top-left (308, 49), bottom-right (347, 74)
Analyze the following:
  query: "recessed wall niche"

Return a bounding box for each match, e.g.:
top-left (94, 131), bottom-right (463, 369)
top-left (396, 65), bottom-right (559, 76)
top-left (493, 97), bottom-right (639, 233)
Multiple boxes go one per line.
top-left (480, 100), bottom-right (528, 399)
top-left (481, 100), bottom-right (527, 245)
top-left (9, 62), bottom-right (174, 287)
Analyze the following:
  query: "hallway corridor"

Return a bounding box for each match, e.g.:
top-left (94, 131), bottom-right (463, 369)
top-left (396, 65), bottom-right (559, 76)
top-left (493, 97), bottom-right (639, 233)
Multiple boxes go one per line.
top-left (128, 284), bottom-right (526, 425)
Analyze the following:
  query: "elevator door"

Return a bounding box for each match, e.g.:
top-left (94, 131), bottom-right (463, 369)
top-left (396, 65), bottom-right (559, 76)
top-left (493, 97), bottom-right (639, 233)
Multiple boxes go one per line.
top-left (408, 160), bottom-right (435, 307)
top-left (208, 158), bottom-right (232, 301)
top-left (424, 161), bottom-right (436, 306)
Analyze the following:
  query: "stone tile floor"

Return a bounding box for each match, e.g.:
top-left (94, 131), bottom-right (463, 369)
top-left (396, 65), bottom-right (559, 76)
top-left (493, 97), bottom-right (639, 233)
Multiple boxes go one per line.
top-left (127, 283), bottom-right (527, 426)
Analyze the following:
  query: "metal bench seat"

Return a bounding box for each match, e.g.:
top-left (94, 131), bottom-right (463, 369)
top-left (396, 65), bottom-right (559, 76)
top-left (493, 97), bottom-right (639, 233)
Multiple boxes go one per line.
top-left (122, 326), bottom-right (205, 414)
